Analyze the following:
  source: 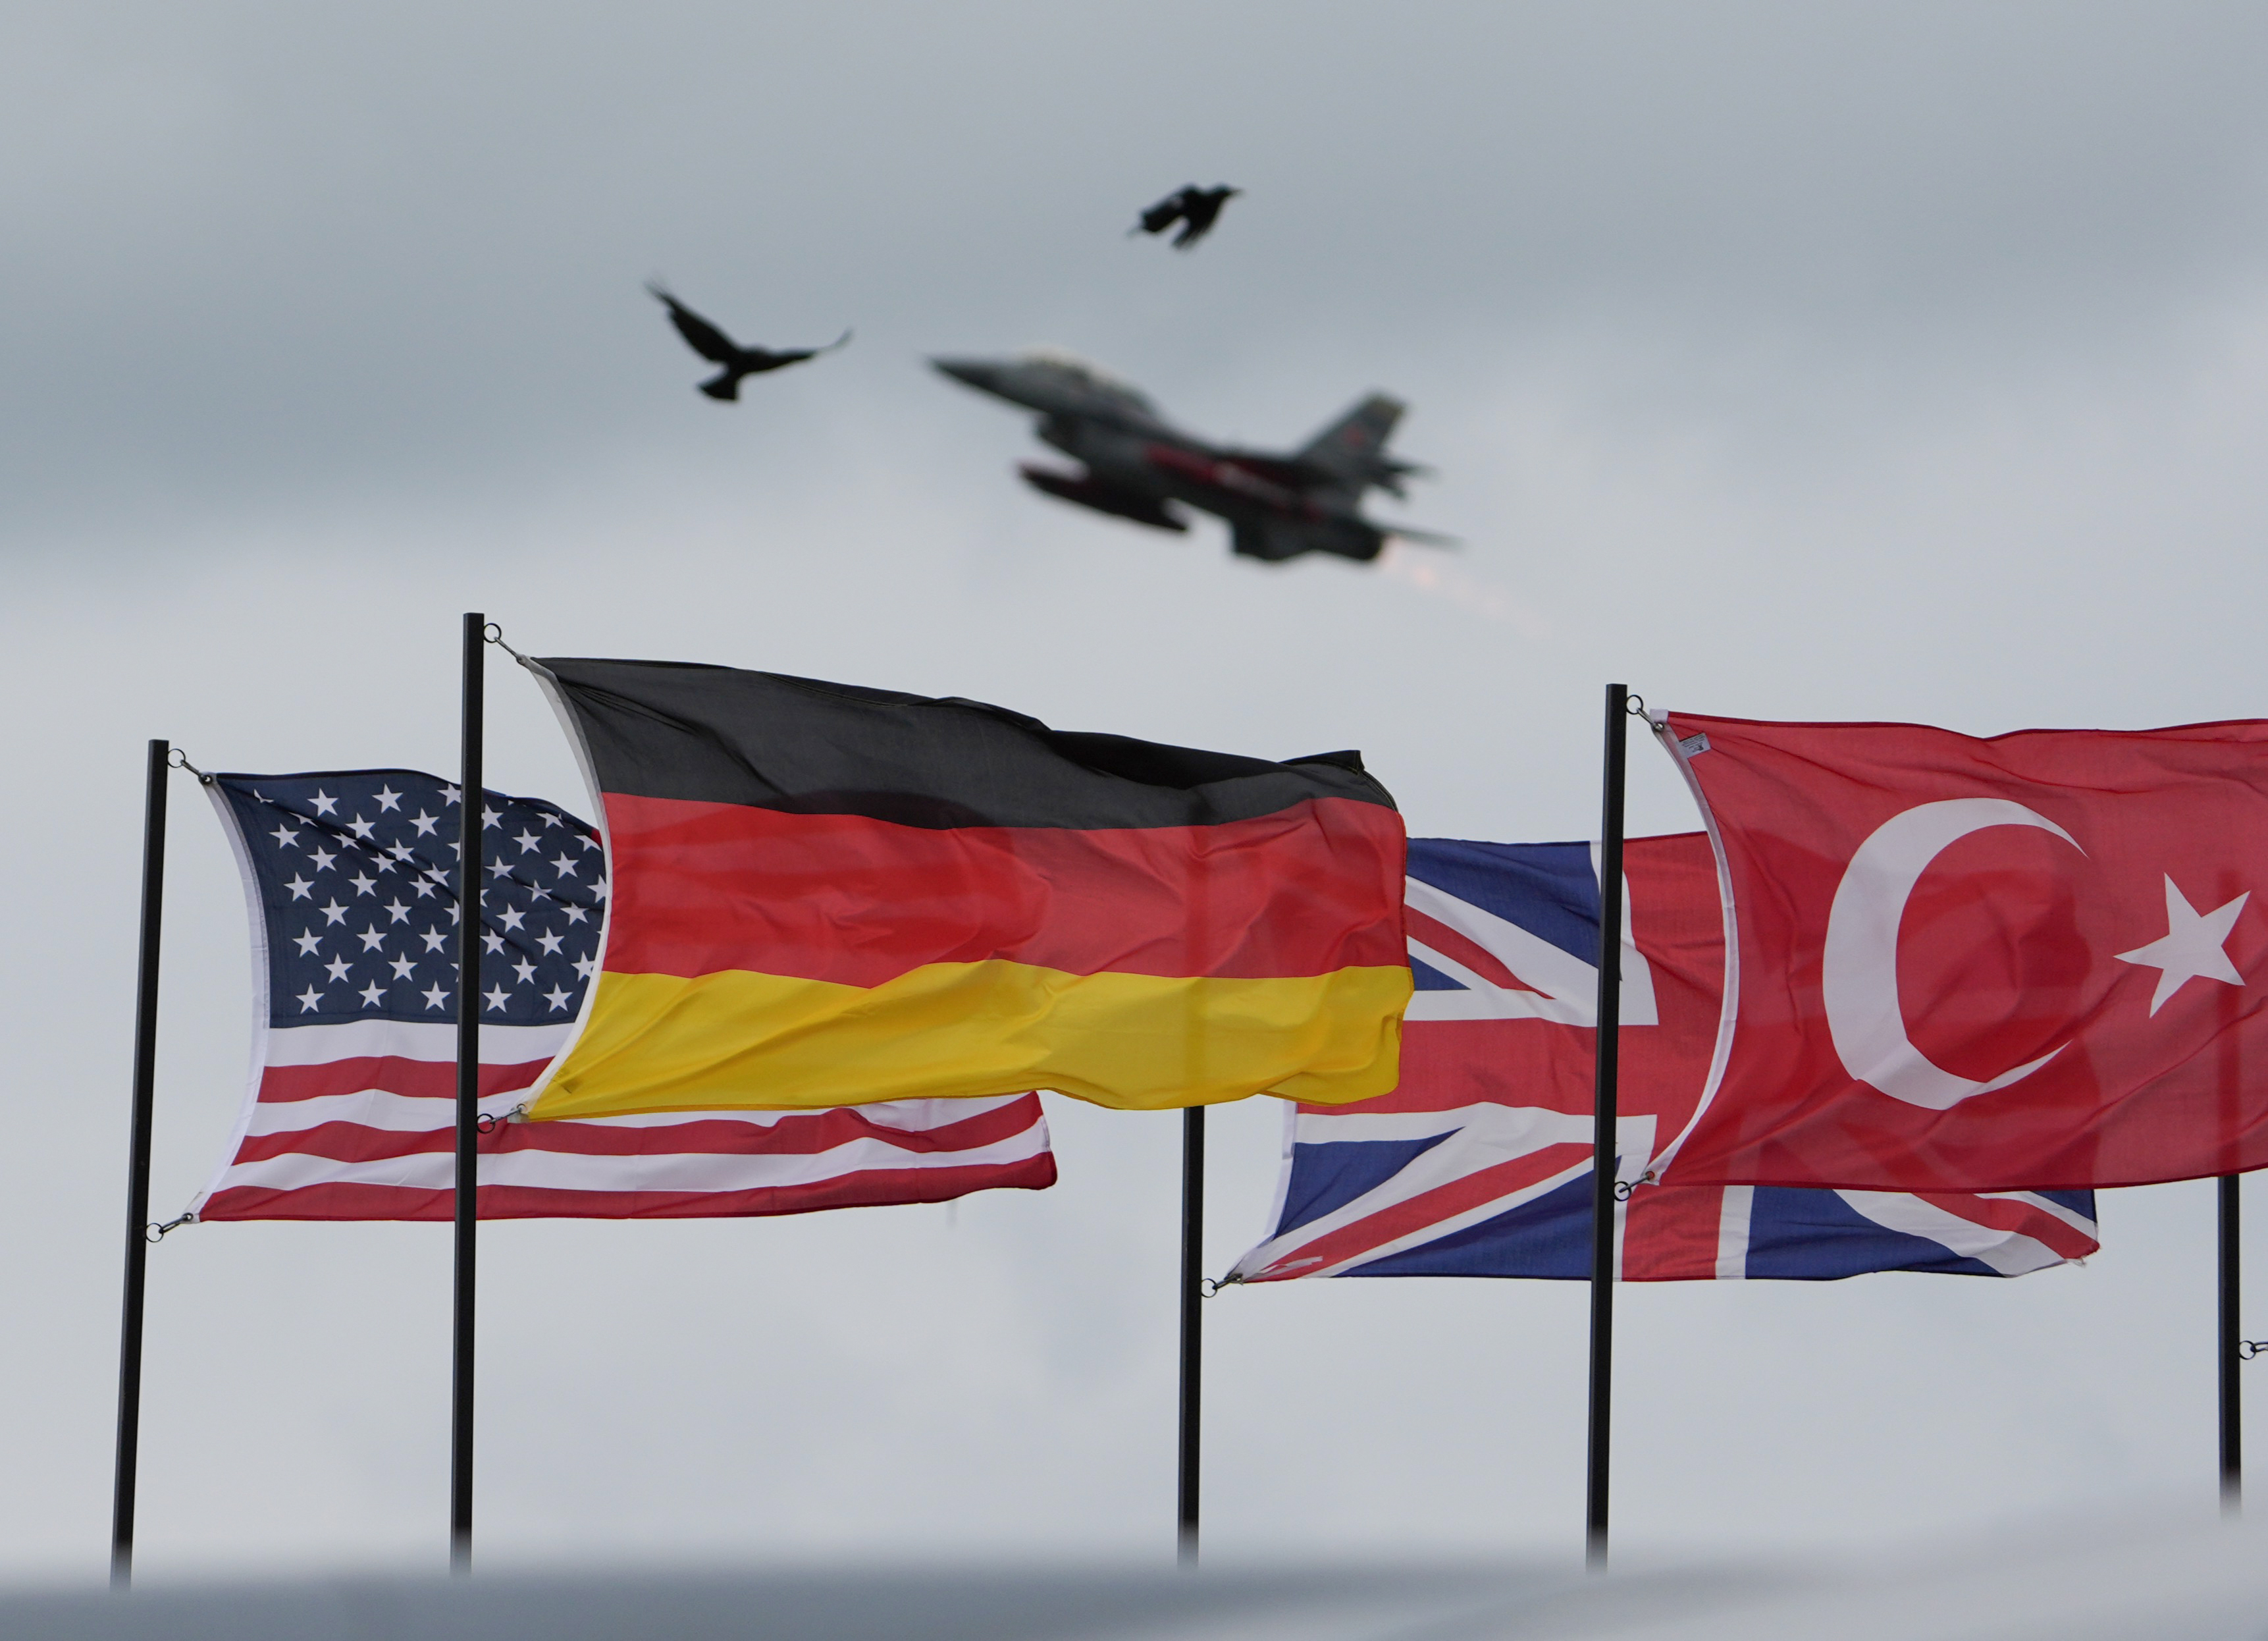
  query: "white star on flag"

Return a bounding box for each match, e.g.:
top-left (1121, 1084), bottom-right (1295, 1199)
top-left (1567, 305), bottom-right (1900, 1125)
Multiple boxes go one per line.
top-left (2115, 875), bottom-right (2250, 1015)
top-left (224, 774), bottom-right (608, 1041)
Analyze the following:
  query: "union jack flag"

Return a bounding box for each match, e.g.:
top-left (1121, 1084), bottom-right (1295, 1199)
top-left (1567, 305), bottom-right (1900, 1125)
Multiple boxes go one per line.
top-left (1230, 836), bottom-right (2098, 1282)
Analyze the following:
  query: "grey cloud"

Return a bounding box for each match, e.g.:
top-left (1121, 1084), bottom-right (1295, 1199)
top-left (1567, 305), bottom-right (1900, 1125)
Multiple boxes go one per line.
top-left (4, 3), bottom-right (2266, 538)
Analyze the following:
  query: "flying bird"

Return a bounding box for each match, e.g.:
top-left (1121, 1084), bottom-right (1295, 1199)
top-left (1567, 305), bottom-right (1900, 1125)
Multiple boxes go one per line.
top-left (646, 282), bottom-right (851, 401)
top-left (1131, 184), bottom-right (1240, 250)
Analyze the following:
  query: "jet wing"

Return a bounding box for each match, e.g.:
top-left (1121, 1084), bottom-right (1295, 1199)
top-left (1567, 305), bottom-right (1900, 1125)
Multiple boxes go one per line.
top-left (1216, 451), bottom-right (1315, 490)
top-left (1232, 519), bottom-right (1386, 564)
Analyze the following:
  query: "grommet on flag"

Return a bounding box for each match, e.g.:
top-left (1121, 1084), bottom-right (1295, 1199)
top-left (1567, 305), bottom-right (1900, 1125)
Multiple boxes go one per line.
top-left (165, 748), bottom-right (213, 785)
top-left (486, 625), bottom-right (540, 669)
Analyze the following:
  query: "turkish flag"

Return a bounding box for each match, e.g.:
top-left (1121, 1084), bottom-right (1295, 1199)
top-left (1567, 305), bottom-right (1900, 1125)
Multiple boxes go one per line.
top-left (1652, 711), bottom-right (2268, 1190)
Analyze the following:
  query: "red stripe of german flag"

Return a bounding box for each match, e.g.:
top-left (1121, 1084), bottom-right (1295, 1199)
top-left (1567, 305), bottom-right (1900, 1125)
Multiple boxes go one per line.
top-left (521, 660), bottom-right (1411, 1117)
top-left (601, 794), bottom-right (1406, 983)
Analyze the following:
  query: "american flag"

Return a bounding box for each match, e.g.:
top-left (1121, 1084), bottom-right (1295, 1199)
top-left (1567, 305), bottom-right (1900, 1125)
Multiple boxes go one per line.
top-left (191, 770), bottom-right (1055, 1221)
top-left (1230, 834), bottom-right (2097, 1282)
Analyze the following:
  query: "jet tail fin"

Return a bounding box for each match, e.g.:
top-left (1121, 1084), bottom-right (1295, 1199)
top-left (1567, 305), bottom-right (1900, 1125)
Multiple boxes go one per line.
top-left (1297, 394), bottom-right (1406, 481)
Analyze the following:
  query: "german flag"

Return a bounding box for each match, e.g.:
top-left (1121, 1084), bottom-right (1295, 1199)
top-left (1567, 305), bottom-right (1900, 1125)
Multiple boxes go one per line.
top-left (520, 659), bottom-right (1410, 1119)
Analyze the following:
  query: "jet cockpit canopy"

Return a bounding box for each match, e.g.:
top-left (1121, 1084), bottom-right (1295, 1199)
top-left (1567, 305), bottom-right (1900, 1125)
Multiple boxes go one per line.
top-left (1017, 348), bottom-right (1157, 417)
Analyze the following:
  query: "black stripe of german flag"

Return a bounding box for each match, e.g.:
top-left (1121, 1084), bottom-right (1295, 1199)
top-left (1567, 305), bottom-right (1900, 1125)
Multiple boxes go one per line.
top-left (523, 659), bottom-right (1411, 1116)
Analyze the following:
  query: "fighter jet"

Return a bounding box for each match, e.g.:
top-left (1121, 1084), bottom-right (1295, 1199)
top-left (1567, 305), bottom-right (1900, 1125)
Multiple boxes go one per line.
top-left (646, 282), bottom-right (851, 400)
top-left (932, 350), bottom-right (1446, 564)
top-left (1131, 184), bottom-right (1240, 250)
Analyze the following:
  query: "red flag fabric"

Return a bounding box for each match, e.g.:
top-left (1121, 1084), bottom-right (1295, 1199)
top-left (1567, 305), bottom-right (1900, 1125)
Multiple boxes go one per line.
top-left (1652, 711), bottom-right (2268, 1191)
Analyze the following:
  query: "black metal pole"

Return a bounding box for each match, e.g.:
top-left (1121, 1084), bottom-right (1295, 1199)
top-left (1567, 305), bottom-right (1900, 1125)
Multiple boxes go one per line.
top-left (451, 614), bottom-right (485, 1573)
top-left (1176, 1106), bottom-right (1205, 1565)
top-left (1585, 685), bottom-right (1629, 1571)
top-left (111, 738), bottom-right (170, 1590)
top-left (2222, 1174), bottom-right (2241, 1514)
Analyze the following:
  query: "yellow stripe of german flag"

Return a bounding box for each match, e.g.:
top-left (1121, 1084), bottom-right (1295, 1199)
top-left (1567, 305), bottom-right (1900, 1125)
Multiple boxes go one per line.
top-left (534, 962), bottom-right (1412, 1117)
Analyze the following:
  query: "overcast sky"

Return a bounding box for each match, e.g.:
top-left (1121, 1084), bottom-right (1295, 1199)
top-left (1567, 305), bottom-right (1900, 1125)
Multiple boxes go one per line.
top-left (5, 0), bottom-right (2268, 1586)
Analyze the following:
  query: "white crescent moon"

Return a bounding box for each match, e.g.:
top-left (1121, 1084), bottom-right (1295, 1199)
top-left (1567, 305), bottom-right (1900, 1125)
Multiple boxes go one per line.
top-left (1821, 798), bottom-right (2083, 1111)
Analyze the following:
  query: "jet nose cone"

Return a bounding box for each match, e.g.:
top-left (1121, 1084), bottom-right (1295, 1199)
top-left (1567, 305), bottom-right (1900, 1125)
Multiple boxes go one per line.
top-left (931, 356), bottom-right (1003, 392)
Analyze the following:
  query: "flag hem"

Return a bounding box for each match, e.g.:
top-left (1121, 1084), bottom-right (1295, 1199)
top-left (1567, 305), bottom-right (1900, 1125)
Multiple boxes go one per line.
top-left (1640, 712), bottom-right (1739, 1183)
top-left (512, 652), bottom-right (614, 1117)
top-left (186, 778), bottom-right (283, 1220)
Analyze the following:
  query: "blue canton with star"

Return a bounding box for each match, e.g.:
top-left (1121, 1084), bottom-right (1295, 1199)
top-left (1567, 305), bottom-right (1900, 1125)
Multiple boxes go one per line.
top-left (213, 770), bottom-right (606, 1029)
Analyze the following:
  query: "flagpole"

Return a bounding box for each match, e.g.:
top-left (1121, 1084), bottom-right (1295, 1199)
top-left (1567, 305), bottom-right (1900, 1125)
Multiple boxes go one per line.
top-left (111, 738), bottom-right (171, 1590)
top-left (1585, 684), bottom-right (1629, 1571)
top-left (2222, 1173), bottom-right (2241, 1513)
top-left (452, 614), bottom-right (485, 1573)
top-left (1177, 1106), bottom-right (1205, 1565)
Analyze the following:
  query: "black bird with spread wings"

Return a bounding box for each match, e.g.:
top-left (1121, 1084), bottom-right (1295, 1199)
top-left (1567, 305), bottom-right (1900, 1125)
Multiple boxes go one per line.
top-left (646, 282), bottom-right (851, 401)
top-left (1131, 184), bottom-right (1240, 250)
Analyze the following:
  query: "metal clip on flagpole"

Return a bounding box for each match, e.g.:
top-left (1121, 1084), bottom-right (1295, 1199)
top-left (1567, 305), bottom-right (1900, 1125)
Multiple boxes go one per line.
top-left (451, 614), bottom-right (485, 1574)
top-left (164, 747), bottom-right (214, 785)
top-left (111, 738), bottom-right (172, 1590)
top-left (1586, 684), bottom-right (1629, 1572)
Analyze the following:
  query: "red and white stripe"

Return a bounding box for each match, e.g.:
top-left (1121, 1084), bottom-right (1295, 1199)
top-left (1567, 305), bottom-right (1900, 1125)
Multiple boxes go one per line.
top-left (194, 1018), bottom-right (1055, 1222)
